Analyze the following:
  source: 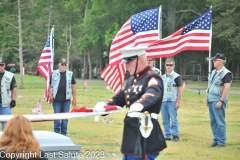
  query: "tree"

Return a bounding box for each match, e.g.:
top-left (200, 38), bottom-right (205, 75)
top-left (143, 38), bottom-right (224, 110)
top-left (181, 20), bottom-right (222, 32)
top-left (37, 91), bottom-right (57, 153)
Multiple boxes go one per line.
top-left (0, 0), bottom-right (26, 88)
top-left (208, 0), bottom-right (240, 78)
top-left (0, 0), bottom-right (238, 81)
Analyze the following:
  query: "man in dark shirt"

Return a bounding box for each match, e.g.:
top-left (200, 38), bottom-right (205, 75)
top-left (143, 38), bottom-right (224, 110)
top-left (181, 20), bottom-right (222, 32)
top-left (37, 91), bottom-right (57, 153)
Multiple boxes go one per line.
top-left (0, 57), bottom-right (17, 130)
top-left (48, 58), bottom-right (76, 136)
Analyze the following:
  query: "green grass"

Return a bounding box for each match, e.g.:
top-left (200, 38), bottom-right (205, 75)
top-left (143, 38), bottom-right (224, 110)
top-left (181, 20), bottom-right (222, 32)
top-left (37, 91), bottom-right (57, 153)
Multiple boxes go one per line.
top-left (11, 74), bottom-right (240, 160)
top-left (184, 79), bottom-right (240, 92)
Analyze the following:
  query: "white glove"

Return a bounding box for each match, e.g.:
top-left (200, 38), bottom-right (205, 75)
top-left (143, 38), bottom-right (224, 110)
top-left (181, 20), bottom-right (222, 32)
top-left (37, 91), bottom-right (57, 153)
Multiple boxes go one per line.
top-left (129, 103), bottom-right (144, 113)
top-left (93, 102), bottom-right (107, 112)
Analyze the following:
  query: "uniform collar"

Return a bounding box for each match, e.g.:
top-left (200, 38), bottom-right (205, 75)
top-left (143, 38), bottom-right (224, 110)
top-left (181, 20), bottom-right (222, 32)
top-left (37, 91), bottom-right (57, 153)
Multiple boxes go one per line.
top-left (134, 66), bottom-right (151, 79)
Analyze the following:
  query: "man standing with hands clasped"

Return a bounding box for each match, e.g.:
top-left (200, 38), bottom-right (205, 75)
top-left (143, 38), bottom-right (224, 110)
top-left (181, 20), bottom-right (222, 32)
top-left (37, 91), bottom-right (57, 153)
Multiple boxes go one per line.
top-left (0, 57), bottom-right (17, 131)
top-left (48, 58), bottom-right (77, 136)
top-left (161, 58), bottom-right (182, 142)
top-left (207, 53), bottom-right (232, 148)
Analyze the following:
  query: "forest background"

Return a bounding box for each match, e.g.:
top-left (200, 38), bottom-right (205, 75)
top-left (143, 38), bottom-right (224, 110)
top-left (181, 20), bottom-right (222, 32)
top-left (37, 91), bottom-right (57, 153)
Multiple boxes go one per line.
top-left (0, 0), bottom-right (240, 89)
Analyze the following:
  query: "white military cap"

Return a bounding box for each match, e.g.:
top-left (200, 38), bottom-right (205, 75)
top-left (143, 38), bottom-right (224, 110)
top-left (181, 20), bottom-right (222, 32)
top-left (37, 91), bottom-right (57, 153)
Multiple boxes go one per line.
top-left (119, 46), bottom-right (148, 64)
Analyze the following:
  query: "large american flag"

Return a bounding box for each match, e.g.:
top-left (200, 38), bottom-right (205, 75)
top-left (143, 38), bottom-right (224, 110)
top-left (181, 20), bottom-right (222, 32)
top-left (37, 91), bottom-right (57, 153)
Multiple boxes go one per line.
top-left (37, 27), bottom-right (54, 102)
top-left (146, 8), bottom-right (212, 58)
top-left (100, 7), bottom-right (161, 93)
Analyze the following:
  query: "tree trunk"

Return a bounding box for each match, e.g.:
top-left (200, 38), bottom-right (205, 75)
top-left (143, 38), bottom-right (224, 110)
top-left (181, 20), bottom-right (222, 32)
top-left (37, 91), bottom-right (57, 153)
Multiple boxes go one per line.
top-left (66, 22), bottom-right (72, 70)
top-left (81, 0), bottom-right (90, 80)
top-left (48, 0), bottom-right (53, 37)
top-left (87, 48), bottom-right (92, 80)
top-left (82, 54), bottom-right (86, 79)
top-left (0, 46), bottom-right (4, 57)
top-left (18, 0), bottom-right (24, 89)
top-left (165, 0), bottom-right (177, 34)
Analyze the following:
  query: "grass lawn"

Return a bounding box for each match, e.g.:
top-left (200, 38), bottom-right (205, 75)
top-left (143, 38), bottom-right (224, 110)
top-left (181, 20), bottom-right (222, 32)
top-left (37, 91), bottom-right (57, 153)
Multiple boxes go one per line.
top-left (11, 74), bottom-right (240, 160)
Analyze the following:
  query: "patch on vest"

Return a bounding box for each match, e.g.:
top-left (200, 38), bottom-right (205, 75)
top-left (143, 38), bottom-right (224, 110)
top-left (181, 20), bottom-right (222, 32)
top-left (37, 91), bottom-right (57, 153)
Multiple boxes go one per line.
top-left (4, 76), bottom-right (10, 82)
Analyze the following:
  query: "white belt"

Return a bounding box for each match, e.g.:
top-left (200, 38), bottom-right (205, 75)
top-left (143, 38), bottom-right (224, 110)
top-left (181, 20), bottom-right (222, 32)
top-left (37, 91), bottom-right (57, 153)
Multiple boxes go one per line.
top-left (127, 112), bottom-right (158, 120)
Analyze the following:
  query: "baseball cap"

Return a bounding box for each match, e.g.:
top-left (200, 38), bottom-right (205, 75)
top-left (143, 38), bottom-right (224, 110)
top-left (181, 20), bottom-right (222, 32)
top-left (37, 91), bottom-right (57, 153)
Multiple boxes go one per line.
top-left (0, 57), bottom-right (5, 64)
top-left (210, 53), bottom-right (226, 61)
top-left (59, 58), bottom-right (67, 65)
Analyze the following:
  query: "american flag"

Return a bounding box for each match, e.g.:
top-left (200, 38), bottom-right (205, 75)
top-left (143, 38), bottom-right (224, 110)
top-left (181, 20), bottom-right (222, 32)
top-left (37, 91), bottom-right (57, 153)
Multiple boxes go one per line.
top-left (37, 27), bottom-right (54, 102)
top-left (100, 7), bottom-right (161, 93)
top-left (146, 8), bottom-right (212, 58)
top-left (100, 64), bottom-right (125, 92)
top-left (32, 99), bottom-right (44, 115)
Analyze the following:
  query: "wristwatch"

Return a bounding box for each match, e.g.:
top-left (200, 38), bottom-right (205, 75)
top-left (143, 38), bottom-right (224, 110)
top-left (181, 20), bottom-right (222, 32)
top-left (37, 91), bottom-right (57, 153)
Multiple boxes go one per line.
top-left (219, 99), bottom-right (224, 103)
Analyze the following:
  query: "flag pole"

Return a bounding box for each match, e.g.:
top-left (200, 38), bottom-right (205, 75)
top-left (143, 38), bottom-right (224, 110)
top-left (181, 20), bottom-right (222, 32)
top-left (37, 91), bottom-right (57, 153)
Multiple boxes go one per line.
top-left (208, 6), bottom-right (212, 86)
top-left (51, 25), bottom-right (55, 71)
top-left (159, 5), bottom-right (162, 75)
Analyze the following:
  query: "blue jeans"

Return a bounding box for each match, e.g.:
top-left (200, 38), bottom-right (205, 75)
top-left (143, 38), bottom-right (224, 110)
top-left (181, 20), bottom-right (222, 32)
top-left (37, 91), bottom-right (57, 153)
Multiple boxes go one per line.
top-left (0, 104), bottom-right (12, 131)
top-left (122, 153), bottom-right (159, 160)
top-left (208, 101), bottom-right (226, 146)
top-left (53, 100), bottom-right (70, 136)
top-left (161, 101), bottom-right (179, 138)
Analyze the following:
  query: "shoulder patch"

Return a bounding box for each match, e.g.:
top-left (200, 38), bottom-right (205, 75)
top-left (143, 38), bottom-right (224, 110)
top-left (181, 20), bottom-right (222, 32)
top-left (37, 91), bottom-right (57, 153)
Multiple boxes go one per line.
top-left (148, 77), bottom-right (158, 87)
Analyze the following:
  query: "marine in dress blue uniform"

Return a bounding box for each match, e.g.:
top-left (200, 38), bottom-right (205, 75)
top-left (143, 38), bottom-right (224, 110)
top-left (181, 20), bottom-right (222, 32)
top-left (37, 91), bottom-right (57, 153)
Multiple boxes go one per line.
top-left (96, 46), bottom-right (167, 160)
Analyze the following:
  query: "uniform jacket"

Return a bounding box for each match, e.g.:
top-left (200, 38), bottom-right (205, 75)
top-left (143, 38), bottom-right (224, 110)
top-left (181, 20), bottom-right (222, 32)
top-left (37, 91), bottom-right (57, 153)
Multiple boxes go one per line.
top-left (107, 66), bottom-right (167, 155)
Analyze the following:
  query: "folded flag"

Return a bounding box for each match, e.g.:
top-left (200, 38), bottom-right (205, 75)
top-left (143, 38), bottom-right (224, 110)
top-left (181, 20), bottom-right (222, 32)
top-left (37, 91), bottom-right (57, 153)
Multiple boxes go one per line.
top-left (71, 106), bottom-right (93, 112)
top-left (104, 105), bottom-right (118, 111)
top-left (71, 105), bottom-right (119, 113)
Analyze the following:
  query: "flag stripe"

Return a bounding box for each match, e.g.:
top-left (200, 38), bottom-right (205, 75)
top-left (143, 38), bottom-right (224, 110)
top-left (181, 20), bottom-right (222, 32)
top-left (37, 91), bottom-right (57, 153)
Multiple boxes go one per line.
top-left (101, 7), bottom-right (212, 93)
top-left (147, 9), bottom-right (212, 58)
top-left (109, 23), bottom-right (160, 66)
top-left (100, 64), bottom-right (125, 93)
top-left (101, 7), bottom-right (161, 93)
top-left (37, 27), bottom-right (54, 102)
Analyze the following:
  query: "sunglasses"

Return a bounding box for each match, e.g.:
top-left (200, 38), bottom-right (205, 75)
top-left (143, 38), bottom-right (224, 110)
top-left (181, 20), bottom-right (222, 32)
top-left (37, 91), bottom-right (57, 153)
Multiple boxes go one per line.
top-left (0, 64), bottom-right (5, 66)
top-left (61, 63), bottom-right (67, 66)
top-left (166, 64), bottom-right (174, 67)
top-left (124, 56), bottom-right (138, 63)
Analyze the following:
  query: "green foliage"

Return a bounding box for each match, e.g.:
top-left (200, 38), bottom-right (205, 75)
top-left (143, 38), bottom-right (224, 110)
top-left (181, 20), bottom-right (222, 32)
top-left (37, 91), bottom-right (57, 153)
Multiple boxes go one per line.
top-left (209, 0), bottom-right (240, 54)
top-left (0, 0), bottom-right (239, 78)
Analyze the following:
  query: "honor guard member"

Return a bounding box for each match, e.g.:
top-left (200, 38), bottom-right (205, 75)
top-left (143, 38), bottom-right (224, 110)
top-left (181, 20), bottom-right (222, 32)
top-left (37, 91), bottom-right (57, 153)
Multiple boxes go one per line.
top-left (207, 53), bottom-right (232, 148)
top-left (161, 58), bottom-right (182, 142)
top-left (48, 58), bottom-right (77, 136)
top-left (95, 46), bottom-right (166, 160)
top-left (0, 57), bottom-right (17, 131)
